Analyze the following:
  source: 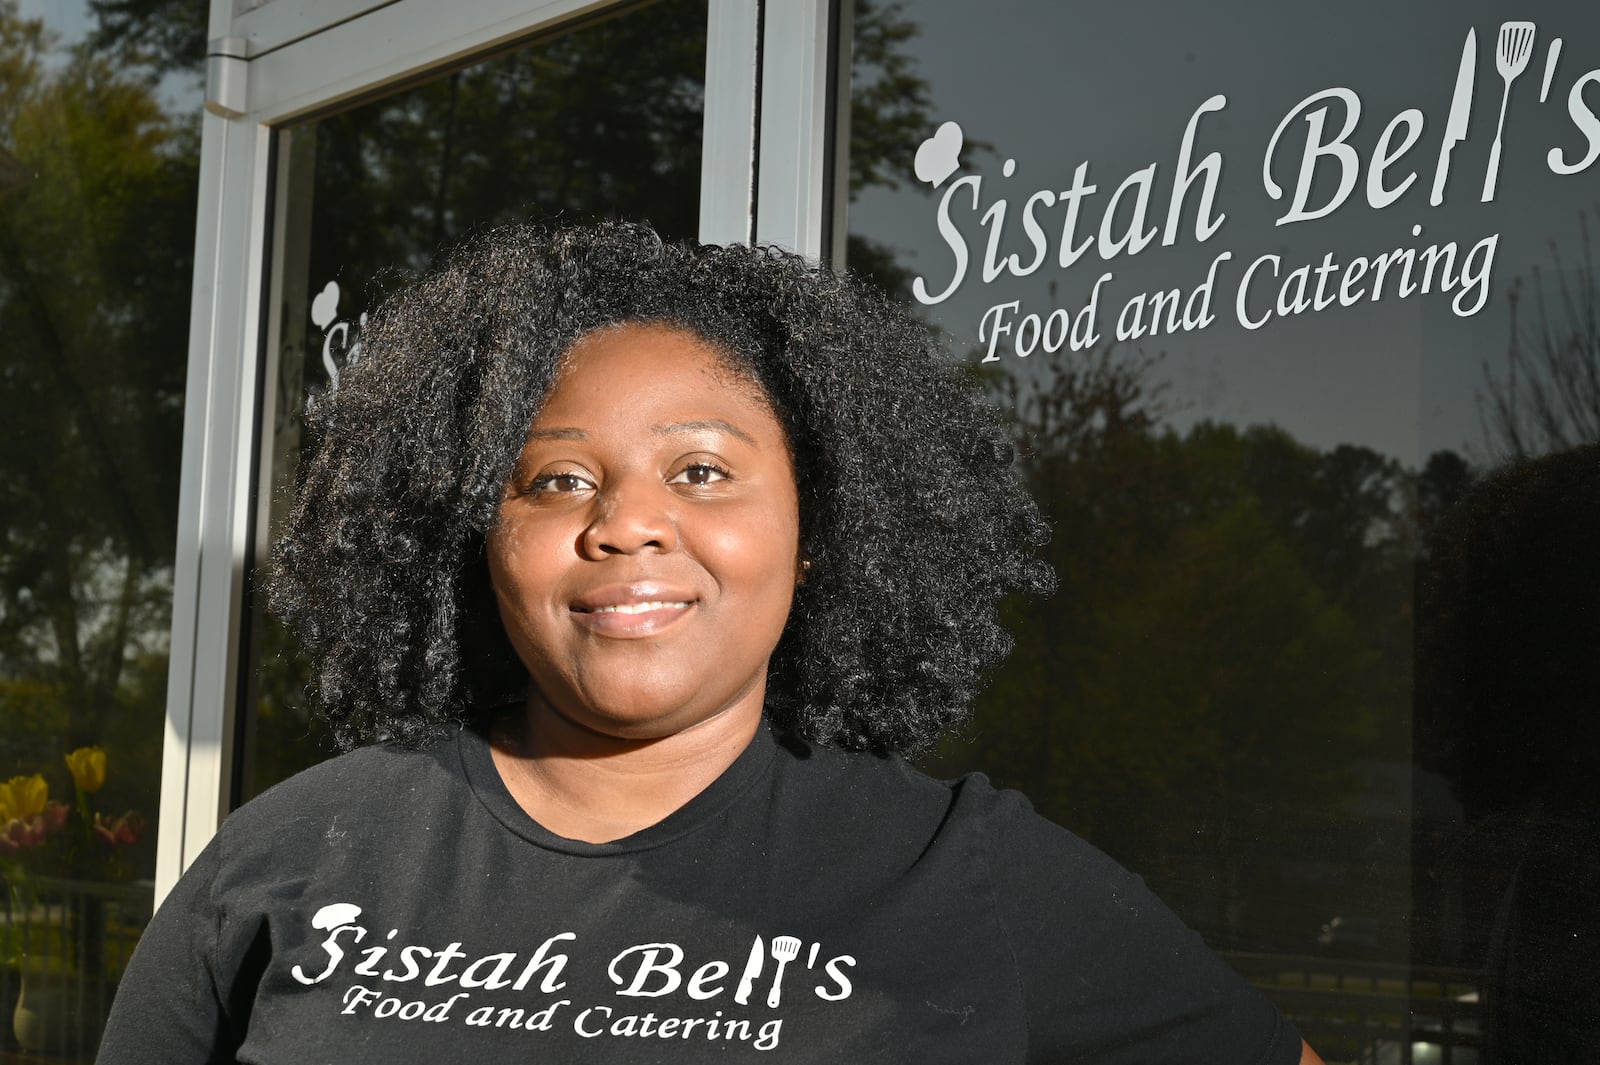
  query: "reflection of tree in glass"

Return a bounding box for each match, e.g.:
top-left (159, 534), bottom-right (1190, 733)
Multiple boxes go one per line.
top-left (1481, 207), bottom-right (1600, 458)
top-left (926, 347), bottom-right (1440, 957)
top-left (0, 3), bottom-right (197, 863)
top-left (845, 0), bottom-right (935, 299)
top-left (302, 0), bottom-right (710, 325)
top-left (86, 0), bottom-right (205, 73)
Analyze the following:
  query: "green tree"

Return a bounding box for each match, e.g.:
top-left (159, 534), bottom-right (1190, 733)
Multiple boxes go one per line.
top-left (87, 0), bottom-right (205, 73)
top-left (0, 3), bottom-right (196, 835)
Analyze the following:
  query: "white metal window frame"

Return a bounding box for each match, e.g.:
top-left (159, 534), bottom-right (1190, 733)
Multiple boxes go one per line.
top-left (158, 0), bottom-right (837, 900)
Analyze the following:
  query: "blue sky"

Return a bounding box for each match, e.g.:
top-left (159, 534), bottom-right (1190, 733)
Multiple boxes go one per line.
top-left (19, 0), bottom-right (92, 43)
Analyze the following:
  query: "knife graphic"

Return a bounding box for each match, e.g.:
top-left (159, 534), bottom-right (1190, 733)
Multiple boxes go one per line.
top-left (733, 935), bottom-right (764, 1005)
top-left (1431, 27), bottom-right (1476, 206)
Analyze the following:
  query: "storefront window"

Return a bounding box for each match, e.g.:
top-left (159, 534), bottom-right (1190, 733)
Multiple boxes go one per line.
top-left (0, 0), bottom-right (199, 1055)
top-left (844, 1), bottom-right (1599, 1060)
top-left (241, 0), bottom-right (710, 801)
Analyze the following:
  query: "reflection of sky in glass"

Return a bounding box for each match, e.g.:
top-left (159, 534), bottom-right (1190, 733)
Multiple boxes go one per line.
top-left (21, 0), bottom-right (197, 110)
top-left (850, 0), bottom-right (1600, 467)
top-left (19, 0), bottom-right (90, 38)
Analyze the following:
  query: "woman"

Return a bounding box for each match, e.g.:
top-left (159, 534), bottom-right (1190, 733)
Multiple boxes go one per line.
top-left (100, 223), bottom-right (1321, 1064)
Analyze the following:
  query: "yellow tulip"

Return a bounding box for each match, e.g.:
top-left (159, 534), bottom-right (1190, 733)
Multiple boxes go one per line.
top-left (65, 746), bottom-right (108, 795)
top-left (0, 774), bottom-right (49, 821)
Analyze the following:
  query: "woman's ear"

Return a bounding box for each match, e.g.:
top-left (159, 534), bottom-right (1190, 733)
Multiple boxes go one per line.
top-left (795, 557), bottom-right (812, 587)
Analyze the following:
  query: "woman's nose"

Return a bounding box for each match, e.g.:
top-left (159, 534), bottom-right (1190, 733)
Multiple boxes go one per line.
top-left (578, 481), bottom-right (678, 558)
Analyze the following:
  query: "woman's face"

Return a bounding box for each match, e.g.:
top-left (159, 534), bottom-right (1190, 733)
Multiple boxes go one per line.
top-left (486, 322), bottom-right (802, 741)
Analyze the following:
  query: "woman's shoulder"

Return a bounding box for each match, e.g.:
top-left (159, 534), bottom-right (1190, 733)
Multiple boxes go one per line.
top-left (793, 747), bottom-right (1303, 1064)
top-left (780, 732), bottom-right (1027, 807)
top-left (214, 732), bottom-right (463, 847)
top-left (771, 733), bottom-right (1076, 861)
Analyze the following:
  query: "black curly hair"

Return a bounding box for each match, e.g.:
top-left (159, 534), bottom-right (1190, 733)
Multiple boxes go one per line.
top-left (269, 221), bottom-right (1054, 756)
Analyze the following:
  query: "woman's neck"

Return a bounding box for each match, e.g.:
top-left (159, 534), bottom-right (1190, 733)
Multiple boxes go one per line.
top-left (488, 695), bottom-right (763, 844)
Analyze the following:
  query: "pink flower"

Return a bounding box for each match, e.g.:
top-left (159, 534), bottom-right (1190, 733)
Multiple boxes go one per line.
top-left (93, 810), bottom-right (146, 847)
top-left (0, 801), bottom-right (70, 855)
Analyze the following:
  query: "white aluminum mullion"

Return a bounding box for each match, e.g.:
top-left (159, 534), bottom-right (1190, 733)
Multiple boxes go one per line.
top-left (699, 0), bottom-right (760, 246)
top-left (155, 112), bottom-right (274, 903)
top-left (754, 0), bottom-right (831, 258)
top-left (229, 0), bottom-right (396, 57)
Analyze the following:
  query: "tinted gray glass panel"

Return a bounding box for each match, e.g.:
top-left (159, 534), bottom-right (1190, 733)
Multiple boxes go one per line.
top-left (845, 2), bottom-right (1600, 1061)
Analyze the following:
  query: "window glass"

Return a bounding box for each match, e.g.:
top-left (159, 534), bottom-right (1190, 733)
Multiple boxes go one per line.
top-left (0, 0), bottom-right (200, 1055)
top-left (241, 0), bottom-right (710, 801)
top-left (845, 1), bottom-right (1600, 1060)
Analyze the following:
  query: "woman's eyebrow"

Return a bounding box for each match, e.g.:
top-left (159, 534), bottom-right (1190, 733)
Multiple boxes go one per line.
top-left (525, 427), bottom-right (588, 441)
top-left (653, 419), bottom-right (754, 444)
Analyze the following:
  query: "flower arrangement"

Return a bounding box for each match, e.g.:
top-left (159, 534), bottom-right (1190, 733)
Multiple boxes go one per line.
top-left (61, 747), bottom-right (146, 856)
top-left (1, 747), bottom-right (146, 970)
top-left (0, 749), bottom-right (144, 1053)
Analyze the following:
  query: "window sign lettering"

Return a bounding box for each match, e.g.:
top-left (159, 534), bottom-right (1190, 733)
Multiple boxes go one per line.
top-left (906, 22), bottom-right (1599, 363)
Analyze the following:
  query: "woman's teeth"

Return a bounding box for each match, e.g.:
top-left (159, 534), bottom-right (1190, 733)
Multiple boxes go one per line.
top-left (589, 601), bottom-right (690, 615)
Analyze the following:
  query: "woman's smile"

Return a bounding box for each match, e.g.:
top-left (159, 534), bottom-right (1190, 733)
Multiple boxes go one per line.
top-left (569, 583), bottom-right (697, 637)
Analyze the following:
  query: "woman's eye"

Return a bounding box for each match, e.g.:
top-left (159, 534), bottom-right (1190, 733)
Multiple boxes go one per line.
top-left (528, 471), bottom-right (592, 495)
top-left (668, 463), bottom-right (730, 486)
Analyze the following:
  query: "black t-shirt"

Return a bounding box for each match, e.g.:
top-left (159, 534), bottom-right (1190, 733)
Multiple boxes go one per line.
top-left (99, 721), bottom-right (1303, 1064)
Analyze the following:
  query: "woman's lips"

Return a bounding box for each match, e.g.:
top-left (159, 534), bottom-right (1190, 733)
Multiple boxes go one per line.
top-left (570, 596), bottom-right (695, 637)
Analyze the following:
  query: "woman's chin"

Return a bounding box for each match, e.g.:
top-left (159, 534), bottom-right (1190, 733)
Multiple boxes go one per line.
top-left (531, 694), bottom-right (761, 749)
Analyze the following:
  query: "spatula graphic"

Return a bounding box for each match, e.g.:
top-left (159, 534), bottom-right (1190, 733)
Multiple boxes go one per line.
top-left (1482, 21), bottom-right (1537, 202)
top-left (767, 936), bottom-right (802, 1008)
